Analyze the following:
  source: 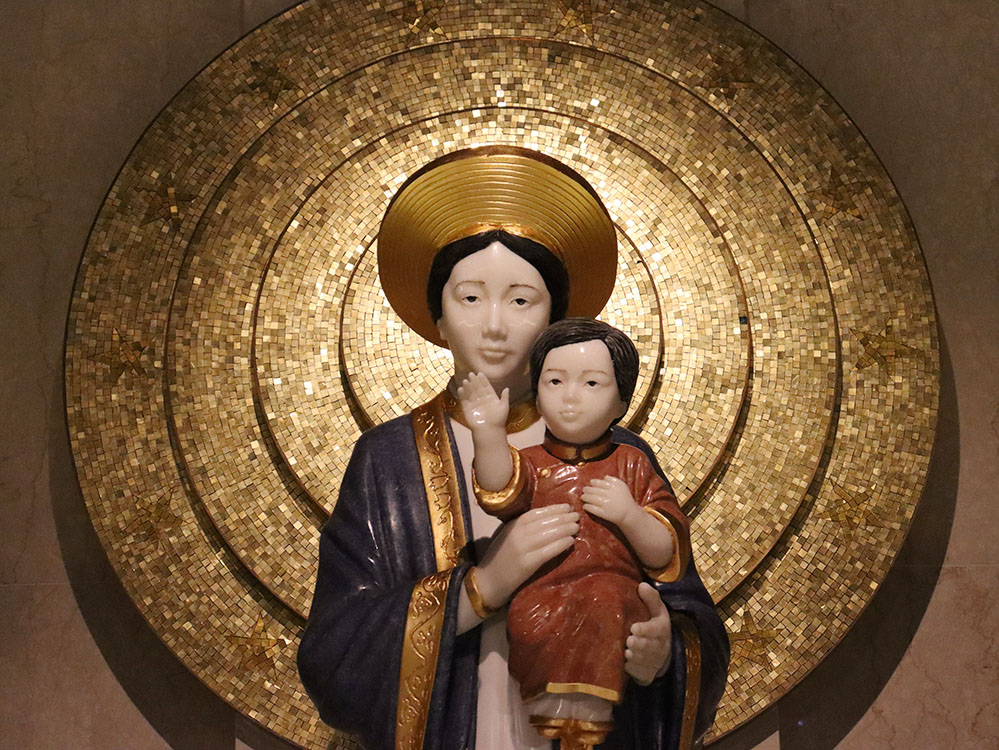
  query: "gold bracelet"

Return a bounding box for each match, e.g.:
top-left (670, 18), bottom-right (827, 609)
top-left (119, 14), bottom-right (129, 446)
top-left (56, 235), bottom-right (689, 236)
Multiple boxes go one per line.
top-left (464, 567), bottom-right (497, 619)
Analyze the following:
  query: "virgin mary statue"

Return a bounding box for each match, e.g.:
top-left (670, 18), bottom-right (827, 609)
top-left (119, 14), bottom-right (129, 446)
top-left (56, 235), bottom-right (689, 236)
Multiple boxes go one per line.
top-left (297, 146), bottom-right (729, 750)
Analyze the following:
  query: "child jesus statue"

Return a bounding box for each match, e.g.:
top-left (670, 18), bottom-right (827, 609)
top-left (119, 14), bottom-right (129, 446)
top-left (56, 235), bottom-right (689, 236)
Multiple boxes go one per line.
top-left (458, 318), bottom-right (691, 750)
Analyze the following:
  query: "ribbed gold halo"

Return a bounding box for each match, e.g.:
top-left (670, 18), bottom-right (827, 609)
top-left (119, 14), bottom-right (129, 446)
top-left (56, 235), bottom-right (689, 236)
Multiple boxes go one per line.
top-left (378, 145), bottom-right (618, 346)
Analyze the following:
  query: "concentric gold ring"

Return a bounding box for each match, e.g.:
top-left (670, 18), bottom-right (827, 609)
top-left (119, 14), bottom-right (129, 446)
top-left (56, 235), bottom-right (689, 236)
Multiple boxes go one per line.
top-left (64, 1), bottom-right (939, 747)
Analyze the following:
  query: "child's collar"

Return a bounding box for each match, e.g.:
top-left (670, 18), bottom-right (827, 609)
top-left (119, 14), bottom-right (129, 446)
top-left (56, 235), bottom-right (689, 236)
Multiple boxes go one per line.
top-left (542, 429), bottom-right (616, 464)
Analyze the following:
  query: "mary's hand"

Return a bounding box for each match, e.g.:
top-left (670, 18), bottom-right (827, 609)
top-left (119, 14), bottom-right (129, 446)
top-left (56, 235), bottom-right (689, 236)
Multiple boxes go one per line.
top-left (474, 504), bottom-right (579, 610)
top-left (625, 582), bottom-right (672, 685)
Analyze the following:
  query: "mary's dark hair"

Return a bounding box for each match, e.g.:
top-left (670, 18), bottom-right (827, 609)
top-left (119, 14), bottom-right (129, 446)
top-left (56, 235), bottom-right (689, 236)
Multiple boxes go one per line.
top-left (529, 318), bottom-right (639, 407)
top-left (426, 229), bottom-right (570, 324)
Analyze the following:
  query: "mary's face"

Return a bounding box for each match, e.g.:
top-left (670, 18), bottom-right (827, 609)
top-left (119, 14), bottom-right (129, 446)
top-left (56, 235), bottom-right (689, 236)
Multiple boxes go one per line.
top-left (437, 241), bottom-right (552, 392)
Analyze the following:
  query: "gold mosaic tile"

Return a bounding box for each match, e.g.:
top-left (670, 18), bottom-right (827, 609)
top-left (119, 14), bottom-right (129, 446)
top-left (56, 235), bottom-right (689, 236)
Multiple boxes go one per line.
top-left (256, 113), bottom-right (749, 527)
top-left (64, 0), bottom-right (939, 746)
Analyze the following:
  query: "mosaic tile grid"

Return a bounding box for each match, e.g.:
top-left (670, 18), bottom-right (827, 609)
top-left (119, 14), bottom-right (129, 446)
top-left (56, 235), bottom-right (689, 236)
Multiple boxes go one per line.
top-left (64, 0), bottom-right (939, 746)
top-left (255, 111), bottom-right (748, 519)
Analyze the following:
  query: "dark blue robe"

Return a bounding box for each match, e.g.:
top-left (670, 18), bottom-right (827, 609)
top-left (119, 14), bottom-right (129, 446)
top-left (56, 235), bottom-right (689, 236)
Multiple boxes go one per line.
top-left (298, 401), bottom-right (729, 750)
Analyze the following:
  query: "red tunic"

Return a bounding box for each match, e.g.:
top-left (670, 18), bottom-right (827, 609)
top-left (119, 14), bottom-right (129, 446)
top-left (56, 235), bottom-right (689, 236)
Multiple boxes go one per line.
top-left (476, 434), bottom-right (691, 703)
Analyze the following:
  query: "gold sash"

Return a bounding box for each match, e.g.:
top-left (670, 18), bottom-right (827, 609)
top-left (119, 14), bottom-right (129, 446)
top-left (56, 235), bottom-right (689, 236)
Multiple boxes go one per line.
top-left (395, 395), bottom-right (468, 749)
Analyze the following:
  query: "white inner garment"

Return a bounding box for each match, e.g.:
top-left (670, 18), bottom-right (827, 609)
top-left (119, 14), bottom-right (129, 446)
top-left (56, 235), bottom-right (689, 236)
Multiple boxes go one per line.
top-left (450, 417), bottom-right (553, 750)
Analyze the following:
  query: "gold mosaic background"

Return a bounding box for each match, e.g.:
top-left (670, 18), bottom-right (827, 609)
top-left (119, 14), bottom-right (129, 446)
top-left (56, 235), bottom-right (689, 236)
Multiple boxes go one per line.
top-left (64, 0), bottom-right (939, 746)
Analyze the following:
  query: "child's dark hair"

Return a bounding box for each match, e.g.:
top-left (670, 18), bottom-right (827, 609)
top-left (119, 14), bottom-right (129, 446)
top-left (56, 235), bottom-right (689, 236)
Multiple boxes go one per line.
top-left (426, 229), bottom-right (570, 324)
top-left (529, 318), bottom-right (640, 406)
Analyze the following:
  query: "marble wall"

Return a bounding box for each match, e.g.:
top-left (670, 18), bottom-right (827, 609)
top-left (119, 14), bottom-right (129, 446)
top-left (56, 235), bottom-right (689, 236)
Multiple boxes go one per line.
top-left (1, 1), bottom-right (995, 748)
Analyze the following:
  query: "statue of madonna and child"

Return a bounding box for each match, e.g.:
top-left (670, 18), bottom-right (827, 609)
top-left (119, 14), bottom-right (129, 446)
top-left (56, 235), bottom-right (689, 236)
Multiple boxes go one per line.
top-left (297, 147), bottom-right (730, 750)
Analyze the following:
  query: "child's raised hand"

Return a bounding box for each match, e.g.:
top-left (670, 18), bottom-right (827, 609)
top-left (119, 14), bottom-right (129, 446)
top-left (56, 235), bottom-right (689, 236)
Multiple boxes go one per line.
top-left (581, 475), bottom-right (643, 528)
top-left (457, 372), bottom-right (509, 432)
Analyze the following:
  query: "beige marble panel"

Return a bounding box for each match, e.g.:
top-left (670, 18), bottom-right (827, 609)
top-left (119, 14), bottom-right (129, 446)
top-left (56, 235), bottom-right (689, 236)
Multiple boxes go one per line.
top-left (838, 567), bottom-right (999, 748)
top-left (0, 3), bottom-right (62, 587)
top-left (0, 339), bottom-right (65, 585)
top-left (0, 1), bottom-right (285, 748)
top-left (0, 584), bottom-right (172, 749)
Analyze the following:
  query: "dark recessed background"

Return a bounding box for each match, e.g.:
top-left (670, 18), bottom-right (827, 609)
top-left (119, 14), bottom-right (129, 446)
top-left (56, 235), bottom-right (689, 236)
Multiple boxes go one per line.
top-left (0, 1), bottom-right (995, 748)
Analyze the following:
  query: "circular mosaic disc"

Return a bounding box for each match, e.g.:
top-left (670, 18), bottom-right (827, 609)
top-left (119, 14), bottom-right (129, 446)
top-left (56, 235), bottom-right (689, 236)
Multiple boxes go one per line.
top-left (65, 1), bottom-right (939, 746)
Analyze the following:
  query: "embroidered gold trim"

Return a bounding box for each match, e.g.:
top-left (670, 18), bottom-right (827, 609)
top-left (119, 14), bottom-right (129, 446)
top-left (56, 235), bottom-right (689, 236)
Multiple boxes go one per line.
top-left (542, 681), bottom-right (620, 703)
top-left (643, 507), bottom-right (691, 583)
top-left (529, 716), bottom-right (615, 734)
top-left (441, 389), bottom-right (540, 434)
top-left (529, 716), bottom-right (614, 749)
top-left (412, 394), bottom-right (467, 570)
top-left (396, 570), bottom-right (451, 750)
top-left (472, 445), bottom-right (524, 515)
top-left (674, 614), bottom-right (702, 750)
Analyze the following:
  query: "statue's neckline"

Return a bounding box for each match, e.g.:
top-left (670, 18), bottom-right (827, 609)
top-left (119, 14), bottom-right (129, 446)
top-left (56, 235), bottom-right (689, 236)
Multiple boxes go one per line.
top-left (542, 429), bottom-right (616, 464)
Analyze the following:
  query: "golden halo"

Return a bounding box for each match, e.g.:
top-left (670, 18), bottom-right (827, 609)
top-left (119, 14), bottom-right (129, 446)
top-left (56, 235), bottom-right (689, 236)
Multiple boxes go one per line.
top-left (378, 145), bottom-right (618, 346)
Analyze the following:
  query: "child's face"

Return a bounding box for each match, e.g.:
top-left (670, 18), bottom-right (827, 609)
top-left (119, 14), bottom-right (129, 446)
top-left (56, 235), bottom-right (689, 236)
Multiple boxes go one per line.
top-left (537, 339), bottom-right (627, 444)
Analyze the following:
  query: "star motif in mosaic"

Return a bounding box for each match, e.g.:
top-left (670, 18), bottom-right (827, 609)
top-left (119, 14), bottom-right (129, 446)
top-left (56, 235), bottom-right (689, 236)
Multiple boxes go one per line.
top-left (852, 323), bottom-right (920, 376)
top-left (395, 0), bottom-right (450, 39)
top-left (694, 47), bottom-right (757, 104)
top-left (90, 327), bottom-right (150, 385)
top-left (229, 618), bottom-right (289, 673)
top-left (816, 163), bottom-right (865, 220)
top-left (729, 611), bottom-right (781, 670)
top-left (816, 479), bottom-right (891, 540)
top-left (552, 0), bottom-right (616, 43)
top-left (136, 176), bottom-right (196, 229)
top-left (244, 59), bottom-right (296, 108)
top-left (122, 493), bottom-right (182, 552)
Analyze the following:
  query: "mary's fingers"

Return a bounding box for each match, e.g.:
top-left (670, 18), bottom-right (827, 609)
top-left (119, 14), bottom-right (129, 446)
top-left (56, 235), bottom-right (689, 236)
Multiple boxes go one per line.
top-left (637, 581), bottom-right (668, 618)
top-left (631, 618), bottom-right (670, 638)
top-left (626, 633), bottom-right (657, 651)
top-left (532, 535), bottom-right (575, 564)
top-left (528, 510), bottom-right (579, 530)
top-left (528, 519), bottom-right (579, 544)
top-left (524, 503), bottom-right (572, 517)
top-left (623, 651), bottom-right (656, 684)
